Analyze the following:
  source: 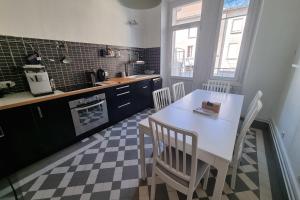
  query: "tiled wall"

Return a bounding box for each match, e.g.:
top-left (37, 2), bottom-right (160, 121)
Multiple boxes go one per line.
top-left (0, 35), bottom-right (160, 92)
top-left (144, 48), bottom-right (160, 74)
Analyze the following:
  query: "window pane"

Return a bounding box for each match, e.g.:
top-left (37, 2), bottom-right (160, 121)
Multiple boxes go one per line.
top-left (172, 27), bottom-right (198, 77)
top-left (173, 1), bottom-right (202, 26)
top-left (213, 0), bottom-right (249, 78)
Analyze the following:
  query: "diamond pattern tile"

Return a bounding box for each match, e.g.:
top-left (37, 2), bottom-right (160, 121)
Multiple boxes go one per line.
top-left (1, 109), bottom-right (272, 200)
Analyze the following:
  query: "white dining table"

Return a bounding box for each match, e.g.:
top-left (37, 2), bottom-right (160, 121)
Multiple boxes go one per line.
top-left (138, 89), bottom-right (244, 200)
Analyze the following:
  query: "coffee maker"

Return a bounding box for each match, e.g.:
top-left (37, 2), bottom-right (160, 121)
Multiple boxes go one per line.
top-left (23, 65), bottom-right (53, 96)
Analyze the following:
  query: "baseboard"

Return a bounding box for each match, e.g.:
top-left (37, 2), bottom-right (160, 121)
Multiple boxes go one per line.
top-left (267, 119), bottom-right (300, 200)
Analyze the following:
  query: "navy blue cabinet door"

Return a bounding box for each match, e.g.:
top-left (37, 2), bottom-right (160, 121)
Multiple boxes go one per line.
top-left (133, 80), bottom-right (152, 112)
top-left (0, 107), bottom-right (41, 176)
top-left (0, 125), bottom-right (9, 178)
top-left (32, 99), bottom-right (75, 156)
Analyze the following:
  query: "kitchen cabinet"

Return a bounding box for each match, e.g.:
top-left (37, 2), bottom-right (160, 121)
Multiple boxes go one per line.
top-left (133, 80), bottom-right (152, 112)
top-left (0, 123), bottom-right (9, 178)
top-left (32, 99), bottom-right (75, 156)
top-left (107, 83), bottom-right (135, 123)
top-left (0, 77), bottom-right (160, 178)
top-left (0, 106), bottom-right (41, 175)
top-left (107, 79), bottom-right (155, 123)
top-left (0, 99), bottom-right (75, 178)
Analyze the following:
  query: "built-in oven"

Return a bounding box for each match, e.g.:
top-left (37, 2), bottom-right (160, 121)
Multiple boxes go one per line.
top-left (69, 93), bottom-right (109, 136)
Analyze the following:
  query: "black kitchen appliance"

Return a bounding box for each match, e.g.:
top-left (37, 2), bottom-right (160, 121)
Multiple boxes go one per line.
top-left (87, 68), bottom-right (107, 86)
top-left (97, 68), bottom-right (106, 82)
top-left (69, 93), bottom-right (109, 136)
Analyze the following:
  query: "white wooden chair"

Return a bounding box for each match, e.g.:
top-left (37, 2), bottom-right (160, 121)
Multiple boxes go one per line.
top-left (148, 117), bottom-right (210, 200)
top-left (172, 82), bottom-right (185, 102)
top-left (247, 90), bottom-right (263, 114)
top-left (152, 87), bottom-right (172, 112)
top-left (237, 90), bottom-right (263, 134)
top-left (230, 100), bottom-right (263, 189)
top-left (203, 80), bottom-right (231, 93)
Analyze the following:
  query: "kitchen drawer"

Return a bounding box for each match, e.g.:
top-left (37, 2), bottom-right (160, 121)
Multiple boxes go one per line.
top-left (111, 90), bottom-right (132, 105)
top-left (109, 100), bottom-right (134, 122)
top-left (135, 79), bottom-right (151, 87)
top-left (113, 84), bottom-right (132, 94)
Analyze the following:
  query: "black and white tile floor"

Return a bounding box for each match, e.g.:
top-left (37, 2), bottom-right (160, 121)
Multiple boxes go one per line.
top-left (1, 109), bottom-right (274, 200)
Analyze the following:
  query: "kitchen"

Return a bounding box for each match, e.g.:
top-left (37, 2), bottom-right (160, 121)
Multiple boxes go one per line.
top-left (0, 0), bottom-right (299, 199)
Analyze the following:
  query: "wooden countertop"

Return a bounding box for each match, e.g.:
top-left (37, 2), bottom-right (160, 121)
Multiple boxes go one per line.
top-left (0, 75), bottom-right (160, 111)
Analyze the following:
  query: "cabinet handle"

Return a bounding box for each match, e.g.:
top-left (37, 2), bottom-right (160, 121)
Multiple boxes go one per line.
top-left (75, 101), bottom-right (104, 112)
top-left (116, 91), bottom-right (130, 96)
top-left (0, 126), bottom-right (4, 138)
top-left (142, 86), bottom-right (148, 89)
top-left (37, 106), bottom-right (43, 118)
top-left (118, 102), bottom-right (131, 109)
top-left (116, 85), bottom-right (129, 90)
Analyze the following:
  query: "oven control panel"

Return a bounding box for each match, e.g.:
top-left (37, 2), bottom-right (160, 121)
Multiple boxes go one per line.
top-left (69, 93), bottom-right (106, 109)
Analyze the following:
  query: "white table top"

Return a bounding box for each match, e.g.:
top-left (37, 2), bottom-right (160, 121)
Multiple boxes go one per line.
top-left (150, 89), bottom-right (244, 162)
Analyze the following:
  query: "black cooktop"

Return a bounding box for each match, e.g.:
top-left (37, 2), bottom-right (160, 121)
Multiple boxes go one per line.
top-left (58, 83), bottom-right (95, 92)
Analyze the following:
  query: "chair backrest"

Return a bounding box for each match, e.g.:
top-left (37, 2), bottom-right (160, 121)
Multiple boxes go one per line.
top-left (247, 90), bottom-right (263, 114)
top-left (148, 116), bottom-right (198, 187)
top-left (235, 100), bottom-right (263, 161)
top-left (172, 82), bottom-right (185, 101)
top-left (152, 87), bottom-right (172, 112)
top-left (205, 80), bottom-right (231, 93)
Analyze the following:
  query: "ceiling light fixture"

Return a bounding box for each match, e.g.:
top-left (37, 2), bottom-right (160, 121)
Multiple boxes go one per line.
top-left (119, 0), bottom-right (161, 9)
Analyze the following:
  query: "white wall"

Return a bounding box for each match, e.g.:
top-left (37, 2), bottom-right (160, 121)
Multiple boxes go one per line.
top-left (241, 0), bottom-right (300, 120)
top-left (141, 6), bottom-right (161, 48)
top-left (0, 0), bottom-right (160, 48)
top-left (272, 41), bottom-right (300, 198)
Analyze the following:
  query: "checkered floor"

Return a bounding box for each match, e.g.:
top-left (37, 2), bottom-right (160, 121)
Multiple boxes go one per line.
top-left (2, 109), bottom-right (271, 200)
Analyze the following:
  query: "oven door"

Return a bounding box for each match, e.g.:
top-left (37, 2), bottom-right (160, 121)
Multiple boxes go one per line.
top-left (71, 100), bottom-right (109, 136)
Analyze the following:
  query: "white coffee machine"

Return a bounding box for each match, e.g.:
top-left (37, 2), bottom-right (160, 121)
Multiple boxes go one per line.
top-left (23, 65), bottom-right (53, 96)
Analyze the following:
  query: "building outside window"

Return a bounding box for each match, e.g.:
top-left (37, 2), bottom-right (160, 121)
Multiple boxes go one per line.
top-left (171, 1), bottom-right (202, 78)
top-left (213, 0), bottom-right (249, 79)
top-left (168, 0), bottom-right (257, 83)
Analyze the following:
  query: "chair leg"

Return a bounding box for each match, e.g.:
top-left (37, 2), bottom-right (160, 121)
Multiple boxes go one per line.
top-left (150, 169), bottom-right (157, 200)
top-left (230, 159), bottom-right (239, 189)
top-left (186, 188), bottom-right (194, 200)
top-left (203, 166), bottom-right (210, 190)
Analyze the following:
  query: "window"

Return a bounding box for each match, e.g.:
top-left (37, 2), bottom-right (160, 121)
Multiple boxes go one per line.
top-left (231, 18), bottom-right (244, 33)
top-left (213, 0), bottom-right (249, 79)
top-left (171, 1), bottom-right (202, 78)
top-left (188, 28), bottom-right (197, 38)
top-left (172, 1), bottom-right (202, 26)
top-left (187, 45), bottom-right (193, 57)
top-left (166, 0), bottom-right (259, 83)
top-left (227, 43), bottom-right (239, 59)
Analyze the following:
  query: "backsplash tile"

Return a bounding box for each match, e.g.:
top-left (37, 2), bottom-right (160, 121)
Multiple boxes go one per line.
top-left (0, 35), bottom-right (160, 92)
top-left (144, 47), bottom-right (160, 74)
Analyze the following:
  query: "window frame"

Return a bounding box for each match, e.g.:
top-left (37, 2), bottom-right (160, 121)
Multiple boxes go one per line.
top-left (187, 45), bottom-right (193, 57)
top-left (209, 0), bottom-right (261, 83)
top-left (165, 0), bottom-right (262, 85)
top-left (169, 0), bottom-right (202, 79)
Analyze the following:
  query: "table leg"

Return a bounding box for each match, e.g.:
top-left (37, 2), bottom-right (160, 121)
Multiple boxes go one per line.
top-left (139, 126), bottom-right (147, 180)
top-left (212, 161), bottom-right (229, 200)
